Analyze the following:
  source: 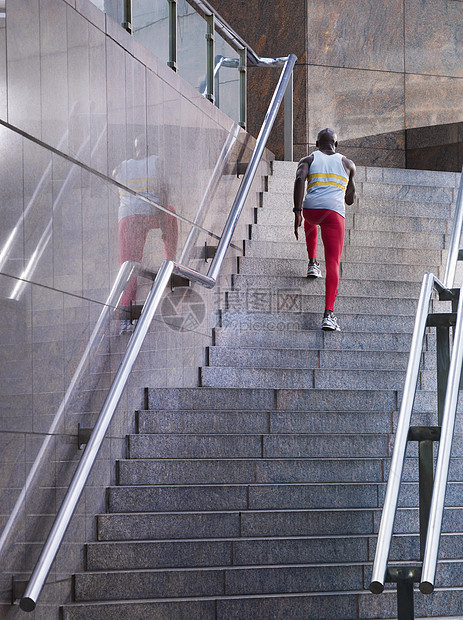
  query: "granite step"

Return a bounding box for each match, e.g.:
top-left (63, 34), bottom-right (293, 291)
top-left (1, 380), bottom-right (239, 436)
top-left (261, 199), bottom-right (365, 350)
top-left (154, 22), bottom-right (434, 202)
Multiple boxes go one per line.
top-left (62, 598), bottom-right (217, 620)
top-left (107, 482), bottom-right (383, 513)
top-left (260, 190), bottom-right (455, 219)
top-left (243, 239), bottom-right (443, 264)
top-left (59, 589), bottom-right (463, 620)
top-left (145, 387), bottom-right (398, 412)
top-left (96, 507), bottom-right (463, 541)
top-left (212, 326), bottom-right (423, 352)
top-left (230, 273), bottom-right (424, 297)
top-left (137, 409), bottom-right (271, 434)
top-left (256, 201), bottom-right (450, 233)
top-left (117, 456), bottom-right (463, 486)
top-left (106, 481), bottom-right (463, 514)
top-left (237, 256), bottom-right (434, 282)
top-left (137, 409), bottom-right (393, 435)
top-left (85, 532), bottom-right (463, 572)
top-left (96, 509), bottom-right (377, 542)
top-left (117, 457), bottom-right (386, 486)
top-left (145, 387), bottom-right (452, 415)
top-left (85, 535), bottom-right (370, 571)
top-left (206, 346), bottom-right (412, 370)
top-left (249, 223), bottom-right (448, 248)
top-left (199, 366), bottom-right (409, 390)
top-left (358, 588), bottom-right (463, 620)
top-left (220, 310), bottom-right (416, 334)
top-left (137, 408), bottom-right (454, 437)
top-left (268, 173), bottom-right (456, 204)
top-left (354, 197), bottom-right (454, 218)
top-left (201, 366), bottom-right (438, 391)
top-left (270, 160), bottom-right (458, 188)
top-left (126, 433), bottom-right (390, 459)
top-left (348, 227), bottom-right (448, 250)
top-left (73, 562), bottom-right (369, 602)
top-left (359, 181), bottom-right (455, 204)
top-left (223, 292), bottom-right (418, 318)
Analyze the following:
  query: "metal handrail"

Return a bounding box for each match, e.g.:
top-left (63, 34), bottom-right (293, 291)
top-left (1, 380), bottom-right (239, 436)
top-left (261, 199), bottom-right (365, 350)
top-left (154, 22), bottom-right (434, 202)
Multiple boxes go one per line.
top-left (20, 51), bottom-right (297, 612)
top-left (370, 169), bottom-right (463, 595)
top-left (369, 272), bottom-right (445, 593)
top-left (187, 0), bottom-right (288, 68)
top-left (420, 270), bottom-right (463, 593)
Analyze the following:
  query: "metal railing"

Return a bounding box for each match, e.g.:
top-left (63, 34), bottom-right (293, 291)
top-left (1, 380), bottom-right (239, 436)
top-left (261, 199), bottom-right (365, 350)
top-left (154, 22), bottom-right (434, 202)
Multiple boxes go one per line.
top-left (369, 166), bottom-right (463, 615)
top-left (421, 267), bottom-right (463, 593)
top-left (19, 51), bottom-right (297, 612)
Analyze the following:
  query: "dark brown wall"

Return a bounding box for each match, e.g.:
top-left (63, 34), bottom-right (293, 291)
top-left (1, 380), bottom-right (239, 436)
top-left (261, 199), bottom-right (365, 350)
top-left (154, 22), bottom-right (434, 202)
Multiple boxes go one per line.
top-left (209, 0), bottom-right (308, 160)
top-left (210, 0), bottom-right (463, 171)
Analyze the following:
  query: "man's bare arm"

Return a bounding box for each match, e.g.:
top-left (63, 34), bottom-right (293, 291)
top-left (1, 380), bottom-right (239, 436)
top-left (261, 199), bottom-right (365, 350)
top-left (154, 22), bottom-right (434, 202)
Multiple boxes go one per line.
top-left (293, 156), bottom-right (313, 240)
top-left (342, 157), bottom-right (356, 206)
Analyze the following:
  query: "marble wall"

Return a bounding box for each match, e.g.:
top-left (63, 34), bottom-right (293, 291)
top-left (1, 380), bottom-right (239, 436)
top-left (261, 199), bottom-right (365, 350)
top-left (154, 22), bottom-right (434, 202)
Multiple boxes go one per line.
top-left (210, 0), bottom-right (463, 170)
top-left (0, 0), bottom-right (270, 617)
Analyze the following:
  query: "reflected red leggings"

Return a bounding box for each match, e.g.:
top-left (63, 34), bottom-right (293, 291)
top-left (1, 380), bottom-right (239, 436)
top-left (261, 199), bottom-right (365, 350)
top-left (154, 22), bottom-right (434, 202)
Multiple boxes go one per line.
top-left (303, 208), bottom-right (345, 312)
top-left (118, 210), bottom-right (178, 305)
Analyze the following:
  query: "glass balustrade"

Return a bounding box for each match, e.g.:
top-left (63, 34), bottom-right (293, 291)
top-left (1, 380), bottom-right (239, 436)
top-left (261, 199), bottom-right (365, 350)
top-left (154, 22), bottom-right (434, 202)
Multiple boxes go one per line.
top-left (89, 0), bottom-right (245, 126)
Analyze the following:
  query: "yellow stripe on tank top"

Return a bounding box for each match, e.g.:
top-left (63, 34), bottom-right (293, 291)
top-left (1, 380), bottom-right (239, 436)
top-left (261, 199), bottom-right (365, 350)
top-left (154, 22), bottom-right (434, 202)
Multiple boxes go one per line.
top-left (308, 172), bottom-right (348, 183)
top-left (307, 180), bottom-right (347, 191)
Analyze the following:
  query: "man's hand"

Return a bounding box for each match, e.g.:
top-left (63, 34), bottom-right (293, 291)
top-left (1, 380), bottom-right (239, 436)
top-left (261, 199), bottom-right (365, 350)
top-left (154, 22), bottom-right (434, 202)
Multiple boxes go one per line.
top-left (294, 212), bottom-right (302, 240)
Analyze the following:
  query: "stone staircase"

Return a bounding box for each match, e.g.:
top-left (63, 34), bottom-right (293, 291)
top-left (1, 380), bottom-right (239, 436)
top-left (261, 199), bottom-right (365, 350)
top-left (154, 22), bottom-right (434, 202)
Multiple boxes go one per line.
top-left (61, 162), bottom-right (463, 619)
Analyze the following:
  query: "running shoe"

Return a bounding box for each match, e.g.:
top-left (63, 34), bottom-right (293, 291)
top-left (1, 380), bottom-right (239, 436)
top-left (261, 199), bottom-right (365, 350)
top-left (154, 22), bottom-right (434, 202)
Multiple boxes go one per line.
top-left (306, 261), bottom-right (322, 278)
top-left (119, 319), bottom-right (134, 334)
top-left (322, 313), bottom-right (341, 332)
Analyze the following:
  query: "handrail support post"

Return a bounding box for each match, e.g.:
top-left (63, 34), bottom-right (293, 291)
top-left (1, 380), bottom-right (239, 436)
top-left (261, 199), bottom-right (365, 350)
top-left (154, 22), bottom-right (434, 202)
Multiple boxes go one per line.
top-left (239, 47), bottom-right (247, 129)
top-left (418, 439), bottom-right (434, 560)
top-left (168, 0), bottom-right (177, 71)
top-left (205, 14), bottom-right (215, 103)
top-left (283, 70), bottom-right (293, 161)
top-left (386, 567), bottom-right (421, 620)
top-left (436, 326), bottom-right (451, 425)
top-left (122, 0), bottom-right (133, 33)
top-left (397, 579), bottom-right (416, 620)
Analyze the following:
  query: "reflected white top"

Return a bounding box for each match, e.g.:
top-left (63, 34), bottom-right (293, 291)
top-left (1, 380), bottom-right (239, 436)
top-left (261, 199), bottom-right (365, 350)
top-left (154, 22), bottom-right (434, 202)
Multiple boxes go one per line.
top-left (116, 155), bottom-right (160, 221)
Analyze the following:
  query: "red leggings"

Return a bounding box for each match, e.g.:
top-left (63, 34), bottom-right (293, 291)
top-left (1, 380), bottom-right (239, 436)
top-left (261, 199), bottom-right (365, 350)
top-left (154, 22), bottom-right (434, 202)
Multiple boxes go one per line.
top-left (118, 209), bottom-right (178, 305)
top-left (303, 208), bottom-right (345, 312)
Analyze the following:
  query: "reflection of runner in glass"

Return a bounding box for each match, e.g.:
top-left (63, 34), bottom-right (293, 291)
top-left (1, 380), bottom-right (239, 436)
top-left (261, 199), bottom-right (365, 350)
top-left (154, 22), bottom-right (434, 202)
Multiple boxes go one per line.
top-left (293, 128), bottom-right (356, 332)
top-left (113, 135), bottom-right (178, 332)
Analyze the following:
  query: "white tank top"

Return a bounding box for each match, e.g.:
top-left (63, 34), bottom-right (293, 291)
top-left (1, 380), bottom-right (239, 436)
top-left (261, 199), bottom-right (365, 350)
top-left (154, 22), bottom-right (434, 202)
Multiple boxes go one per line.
top-left (302, 150), bottom-right (349, 217)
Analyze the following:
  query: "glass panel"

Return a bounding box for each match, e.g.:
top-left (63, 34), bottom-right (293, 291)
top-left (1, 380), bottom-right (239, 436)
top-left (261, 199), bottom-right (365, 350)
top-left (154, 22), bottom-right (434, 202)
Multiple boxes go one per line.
top-left (214, 31), bottom-right (241, 124)
top-left (96, 0), bottom-right (125, 26)
top-left (132, 0), bottom-right (170, 65)
top-left (177, 0), bottom-right (207, 92)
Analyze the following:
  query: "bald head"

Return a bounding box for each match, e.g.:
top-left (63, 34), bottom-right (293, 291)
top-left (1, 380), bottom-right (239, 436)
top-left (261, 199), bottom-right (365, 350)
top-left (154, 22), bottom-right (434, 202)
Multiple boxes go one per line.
top-left (316, 128), bottom-right (338, 152)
